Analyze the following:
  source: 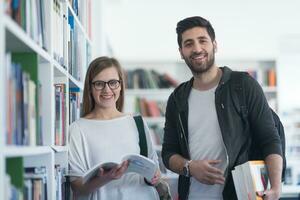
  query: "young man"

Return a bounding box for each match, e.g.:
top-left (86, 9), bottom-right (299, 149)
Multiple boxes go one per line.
top-left (161, 16), bottom-right (283, 200)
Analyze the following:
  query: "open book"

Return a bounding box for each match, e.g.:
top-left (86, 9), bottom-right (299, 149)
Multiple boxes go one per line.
top-left (71, 154), bottom-right (157, 184)
top-left (232, 160), bottom-right (270, 200)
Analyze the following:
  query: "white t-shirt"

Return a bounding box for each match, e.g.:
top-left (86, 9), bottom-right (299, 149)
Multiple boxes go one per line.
top-left (188, 87), bottom-right (228, 200)
top-left (68, 115), bottom-right (159, 200)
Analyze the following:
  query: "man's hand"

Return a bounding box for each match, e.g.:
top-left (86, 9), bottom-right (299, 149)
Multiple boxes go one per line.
top-left (258, 154), bottom-right (282, 200)
top-left (189, 160), bottom-right (225, 185)
top-left (257, 187), bottom-right (281, 200)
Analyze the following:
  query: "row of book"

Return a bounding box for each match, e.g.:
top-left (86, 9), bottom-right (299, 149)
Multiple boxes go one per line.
top-left (5, 157), bottom-right (48, 200)
top-left (69, 88), bottom-right (81, 124)
top-left (5, 0), bottom-right (92, 80)
top-left (247, 68), bottom-right (277, 87)
top-left (4, 51), bottom-right (82, 146)
top-left (284, 166), bottom-right (300, 186)
top-left (125, 69), bottom-right (178, 89)
top-left (52, 0), bottom-right (91, 79)
top-left (55, 85), bottom-right (82, 146)
top-left (135, 97), bottom-right (166, 117)
top-left (232, 160), bottom-right (269, 200)
top-left (149, 124), bottom-right (164, 147)
top-left (5, 0), bottom-right (48, 50)
top-left (68, 11), bottom-right (91, 81)
top-left (54, 84), bottom-right (67, 146)
top-left (5, 53), bottom-right (43, 146)
top-left (5, 157), bottom-right (72, 200)
top-left (69, 0), bottom-right (92, 39)
top-left (233, 160), bottom-right (300, 199)
top-left (52, 0), bottom-right (68, 68)
top-left (55, 165), bottom-right (73, 200)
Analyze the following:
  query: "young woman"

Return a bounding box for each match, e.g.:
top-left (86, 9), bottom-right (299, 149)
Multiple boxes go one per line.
top-left (68, 56), bottom-right (160, 200)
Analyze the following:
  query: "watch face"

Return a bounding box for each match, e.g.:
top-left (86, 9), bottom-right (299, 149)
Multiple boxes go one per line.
top-left (183, 166), bottom-right (189, 177)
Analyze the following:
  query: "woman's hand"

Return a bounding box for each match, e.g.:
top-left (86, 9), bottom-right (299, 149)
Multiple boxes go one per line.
top-left (71, 161), bottom-right (129, 196)
top-left (97, 160), bottom-right (129, 182)
top-left (150, 169), bottom-right (161, 185)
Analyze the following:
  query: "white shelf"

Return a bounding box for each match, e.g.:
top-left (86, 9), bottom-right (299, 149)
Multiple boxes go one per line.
top-left (69, 74), bottom-right (84, 89)
top-left (262, 86), bottom-right (277, 93)
top-left (1, 1), bottom-right (93, 199)
top-left (3, 146), bottom-right (52, 157)
top-left (282, 185), bottom-right (300, 197)
top-left (286, 157), bottom-right (300, 163)
top-left (51, 145), bottom-right (68, 153)
top-left (53, 59), bottom-right (69, 77)
top-left (0, 1), bottom-right (5, 197)
top-left (4, 15), bottom-right (74, 84)
top-left (66, 1), bottom-right (92, 45)
top-left (144, 117), bottom-right (165, 124)
top-left (4, 15), bottom-right (51, 63)
top-left (126, 88), bottom-right (174, 96)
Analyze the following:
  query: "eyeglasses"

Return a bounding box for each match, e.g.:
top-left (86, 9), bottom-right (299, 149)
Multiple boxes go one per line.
top-left (91, 79), bottom-right (121, 90)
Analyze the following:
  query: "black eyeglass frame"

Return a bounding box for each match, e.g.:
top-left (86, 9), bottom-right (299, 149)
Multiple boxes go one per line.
top-left (91, 79), bottom-right (121, 90)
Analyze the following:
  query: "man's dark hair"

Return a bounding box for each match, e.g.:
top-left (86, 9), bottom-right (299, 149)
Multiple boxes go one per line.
top-left (176, 16), bottom-right (216, 48)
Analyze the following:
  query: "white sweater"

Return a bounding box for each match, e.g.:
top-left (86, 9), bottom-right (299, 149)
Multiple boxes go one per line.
top-left (68, 115), bottom-right (159, 200)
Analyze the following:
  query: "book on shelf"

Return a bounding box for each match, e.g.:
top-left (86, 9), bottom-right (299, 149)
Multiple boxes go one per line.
top-left (55, 164), bottom-right (72, 200)
top-left (69, 88), bottom-right (81, 124)
top-left (267, 68), bottom-right (276, 87)
top-left (134, 97), bottom-right (166, 117)
top-left (24, 166), bottom-right (48, 200)
top-left (5, 52), bottom-right (41, 146)
top-left (245, 68), bottom-right (277, 87)
top-left (125, 68), bottom-right (178, 89)
top-left (54, 83), bottom-right (66, 146)
top-left (6, 157), bottom-right (24, 200)
top-left (69, 154), bottom-right (157, 184)
top-left (5, 0), bottom-right (48, 50)
top-left (232, 160), bottom-right (270, 200)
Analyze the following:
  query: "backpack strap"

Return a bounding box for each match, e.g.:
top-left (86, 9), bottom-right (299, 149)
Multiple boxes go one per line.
top-left (230, 71), bottom-right (249, 122)
top-left (133, 115), bottom-right (148, 157)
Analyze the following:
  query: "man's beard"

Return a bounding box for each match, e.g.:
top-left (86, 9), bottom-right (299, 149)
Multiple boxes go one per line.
top-left (184, 51), bottom-right (215, 75)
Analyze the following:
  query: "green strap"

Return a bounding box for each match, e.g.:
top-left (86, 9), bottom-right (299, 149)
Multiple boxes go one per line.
top-left (133, 115), bottom-right (148, 157)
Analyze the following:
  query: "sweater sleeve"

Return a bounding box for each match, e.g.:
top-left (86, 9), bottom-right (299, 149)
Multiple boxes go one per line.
top-left (244, 74), bottom-right (282, 158)
top-left (68, 121), bottom-right (90, 181)
top-left (161, 93), bottom-right (182, 169)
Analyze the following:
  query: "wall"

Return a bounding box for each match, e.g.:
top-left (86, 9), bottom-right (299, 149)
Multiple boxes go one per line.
top-left (277, 36), bottom-right (300, 113)
top-left (96, 0), bottom-right (300, 62)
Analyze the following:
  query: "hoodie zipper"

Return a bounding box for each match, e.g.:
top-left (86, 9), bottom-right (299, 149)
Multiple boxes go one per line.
top-left (216, 82), bottom-right (230, 180)
top-left (178, 113), bottom-right (192, 200)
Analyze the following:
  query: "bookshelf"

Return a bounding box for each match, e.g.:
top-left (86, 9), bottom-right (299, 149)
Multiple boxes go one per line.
top-left (277, 38), bottom-right (300, 198)
top-left (218, 59), bottom-right (300, 196)
top-left (123, 66), bottom-right (176, 144)
top-left (0, 1), bottom-right (5, 197)
top-left (0, 0), bottom-right (92, 199)
top-left (122, 59), bottom-right (293, 199)
top-left (123, 62), bottom-right (181, 199)
top-left (217, 59), bottom-right (278, 111)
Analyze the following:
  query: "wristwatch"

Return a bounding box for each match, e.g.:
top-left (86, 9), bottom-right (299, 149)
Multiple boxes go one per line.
top-left (183, 160), bottom-right (192, 177)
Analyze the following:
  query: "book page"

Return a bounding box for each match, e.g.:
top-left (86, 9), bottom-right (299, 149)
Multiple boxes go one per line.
top-left (122, 154), bottom-right (157, 181)
top-left (82, 162), bottom-right (118, 184)
top-left (80, 154), bottom-right (157, 184)
top-left (250, 162), bottom-right (270, 192)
